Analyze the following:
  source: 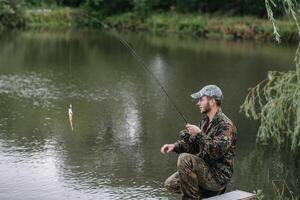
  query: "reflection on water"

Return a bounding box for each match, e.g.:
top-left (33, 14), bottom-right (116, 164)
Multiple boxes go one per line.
top-left (0, 30), bottom-right (299, 199)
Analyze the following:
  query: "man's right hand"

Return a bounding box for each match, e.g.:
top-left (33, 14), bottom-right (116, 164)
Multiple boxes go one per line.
top-left (160, 144), bottom-right (175, 154)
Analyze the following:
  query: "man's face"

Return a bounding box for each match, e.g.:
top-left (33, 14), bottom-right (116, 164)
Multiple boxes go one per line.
top-left (197, 96), bottom-right (211, 114)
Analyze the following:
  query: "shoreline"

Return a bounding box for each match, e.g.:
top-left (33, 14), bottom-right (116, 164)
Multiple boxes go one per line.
top-left (22, 8), bottom-right (298, 43)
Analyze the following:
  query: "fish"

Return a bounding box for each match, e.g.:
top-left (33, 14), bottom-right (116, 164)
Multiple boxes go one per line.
top-left (68, 104), bottom-right (74, 131)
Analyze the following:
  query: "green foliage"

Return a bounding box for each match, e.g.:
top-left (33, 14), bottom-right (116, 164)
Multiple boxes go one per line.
top-left (83, 0), bottom-right (286, 19)
top-left (21, 0), bottom-right (290, 30)
top-left (104, 12), bottom-right (146, 30)
top-left (104, 12), bottom-right (296, 42)
top-left (24, 7), bottom-right (74, 28)
top-left (147, 13), bottom-right (206, 35)
top-left (272, 180), bottom-right (298, 200)
top-left (176, 0), bottom-right (284, 16)
top-left (85, 0), bottom-right (132, 16)
top-left (58, 0), bottom-right (85, 7)
top-left (0, 0), bottom-right (24, 31)
top-left (255, 181), bottom-right (298, 200)
top-left (25, 0), bottom-right (85, 7)
top-left (254, 189), bottom-right (264, 200)
top-left (241, 71), bottom-right (300, 149)
top-left (132, 0), bottom-right (150, 18)
top-left (25, 0), bottom-right (57, 7)
top-left (241, 0), bottom-right (300, 151)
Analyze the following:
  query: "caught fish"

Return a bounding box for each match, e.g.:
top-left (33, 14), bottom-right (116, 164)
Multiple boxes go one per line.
top-left (68, 104), bottom-right (74, 131)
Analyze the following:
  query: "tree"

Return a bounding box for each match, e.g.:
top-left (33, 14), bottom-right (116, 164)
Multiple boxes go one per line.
top-left (0, 0), bottom-right (24, 31)
top-left (241, 0), bottom-right (300, 151)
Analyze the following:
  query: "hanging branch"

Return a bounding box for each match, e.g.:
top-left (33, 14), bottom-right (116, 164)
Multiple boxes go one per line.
top-left (241, 0), bottom-right (300, 151)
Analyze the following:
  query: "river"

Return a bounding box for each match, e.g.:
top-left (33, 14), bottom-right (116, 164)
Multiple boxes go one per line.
top-left (0, 29), bottom-right (298, 199)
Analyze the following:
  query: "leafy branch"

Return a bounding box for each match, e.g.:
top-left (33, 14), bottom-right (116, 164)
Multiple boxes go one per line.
top-left (241, 0), bottom-right (300, 151)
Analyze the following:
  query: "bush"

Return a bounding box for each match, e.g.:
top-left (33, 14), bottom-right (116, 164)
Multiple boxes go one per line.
top-left (85, 0), bottom-right (132, 16)
top-left (0, 0), bottom-right (24, 31)
top-left (83, 0), bottom-right (286, 21)
top-left (25, 0), bottom-right (86, 7)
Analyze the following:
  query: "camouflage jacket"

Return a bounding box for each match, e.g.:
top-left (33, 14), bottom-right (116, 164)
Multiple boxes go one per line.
top-left (173, 110), bottom-right (237, 186)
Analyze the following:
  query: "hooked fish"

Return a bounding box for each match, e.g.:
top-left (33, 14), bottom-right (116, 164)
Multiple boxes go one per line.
top-left (68, 104), bottom-right (74, 131)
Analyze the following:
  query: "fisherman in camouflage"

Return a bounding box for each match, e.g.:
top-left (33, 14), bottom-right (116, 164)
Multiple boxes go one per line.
top-left (160, 85), bottom-right (237, 199)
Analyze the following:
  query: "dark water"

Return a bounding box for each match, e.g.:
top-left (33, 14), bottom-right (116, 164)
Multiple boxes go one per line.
top-left (0, 30), bottom-right (299, 199)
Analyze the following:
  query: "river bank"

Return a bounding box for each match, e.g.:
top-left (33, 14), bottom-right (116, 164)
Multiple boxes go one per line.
top-left (23, 8), bottom-right (298, 43)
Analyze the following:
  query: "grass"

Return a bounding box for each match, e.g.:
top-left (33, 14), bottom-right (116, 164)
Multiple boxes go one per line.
top-left (104, 12), bottom-right (298, 42)
top-left (24, 7), bottom-right (83, 28)
top-left (255, 180), bottom-right (299, 200)
top-left (23, 8), bottom-right (298, 42)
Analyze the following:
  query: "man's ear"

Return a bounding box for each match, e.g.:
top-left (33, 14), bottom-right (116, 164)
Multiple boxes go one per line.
top-left (209, 98), bottom-right (216, 106)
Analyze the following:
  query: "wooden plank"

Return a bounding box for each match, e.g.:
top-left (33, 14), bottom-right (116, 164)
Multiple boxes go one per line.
top-left (204, 190), bottom-right (256, 200)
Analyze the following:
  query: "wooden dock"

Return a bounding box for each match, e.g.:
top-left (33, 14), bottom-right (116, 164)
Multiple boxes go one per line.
top-left (204, 190), bottom-right (256, 200)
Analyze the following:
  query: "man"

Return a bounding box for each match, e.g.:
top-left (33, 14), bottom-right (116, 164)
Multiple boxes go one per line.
top-left (160, 85), bottom-right (237, 199)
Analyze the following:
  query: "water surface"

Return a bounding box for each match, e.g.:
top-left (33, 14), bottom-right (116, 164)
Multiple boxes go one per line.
top-left (0, 30), bottom-right (298, 199)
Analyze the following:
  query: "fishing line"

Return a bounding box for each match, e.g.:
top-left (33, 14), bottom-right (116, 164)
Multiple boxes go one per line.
top-left (68, 37), bottom-right (74, 131)
top-left (117, 36), bottom-right (188, 124)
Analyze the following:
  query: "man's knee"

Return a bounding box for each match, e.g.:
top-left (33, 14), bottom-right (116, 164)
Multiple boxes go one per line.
top-left (177, 153), bottom-right (192, 169)
top-left (177, 153), bottom-right (203, 171)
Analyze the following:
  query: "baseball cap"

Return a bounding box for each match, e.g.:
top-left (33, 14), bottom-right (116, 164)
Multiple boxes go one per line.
top-left (191, 85), bottom-right (223, 101)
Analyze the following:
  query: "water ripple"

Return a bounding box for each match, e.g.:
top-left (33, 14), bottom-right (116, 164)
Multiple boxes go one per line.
top-left (0, 72), bottom-right (110, 109)
top-left (0, 73), bottom-right (61, 108)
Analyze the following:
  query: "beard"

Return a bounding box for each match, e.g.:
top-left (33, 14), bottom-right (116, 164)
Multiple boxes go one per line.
top-left (201, 102), bottom-right (211, 114)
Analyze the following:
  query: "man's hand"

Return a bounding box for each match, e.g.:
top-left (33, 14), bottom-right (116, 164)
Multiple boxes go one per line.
top-left (160, 144), bottom-right (175, 154)
top-left (186, 123), bottom-right (201, 136)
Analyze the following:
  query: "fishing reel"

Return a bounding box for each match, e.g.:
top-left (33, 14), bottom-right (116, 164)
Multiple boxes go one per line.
top-left (179, 130), bottom-right (191, 142)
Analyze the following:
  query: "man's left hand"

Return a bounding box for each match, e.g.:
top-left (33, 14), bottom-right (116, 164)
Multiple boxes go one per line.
top-left (186, 123), bottom-right (201, 136)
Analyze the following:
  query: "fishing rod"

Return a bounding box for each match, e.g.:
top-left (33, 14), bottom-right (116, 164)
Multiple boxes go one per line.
top-left (98, 21), bottom-right (188, 124)
top-left (117, 36), bottom-right (188, 124)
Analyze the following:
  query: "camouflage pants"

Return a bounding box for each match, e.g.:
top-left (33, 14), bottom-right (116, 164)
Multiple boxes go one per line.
top-left (164, 153), bottom-right (225, 200)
